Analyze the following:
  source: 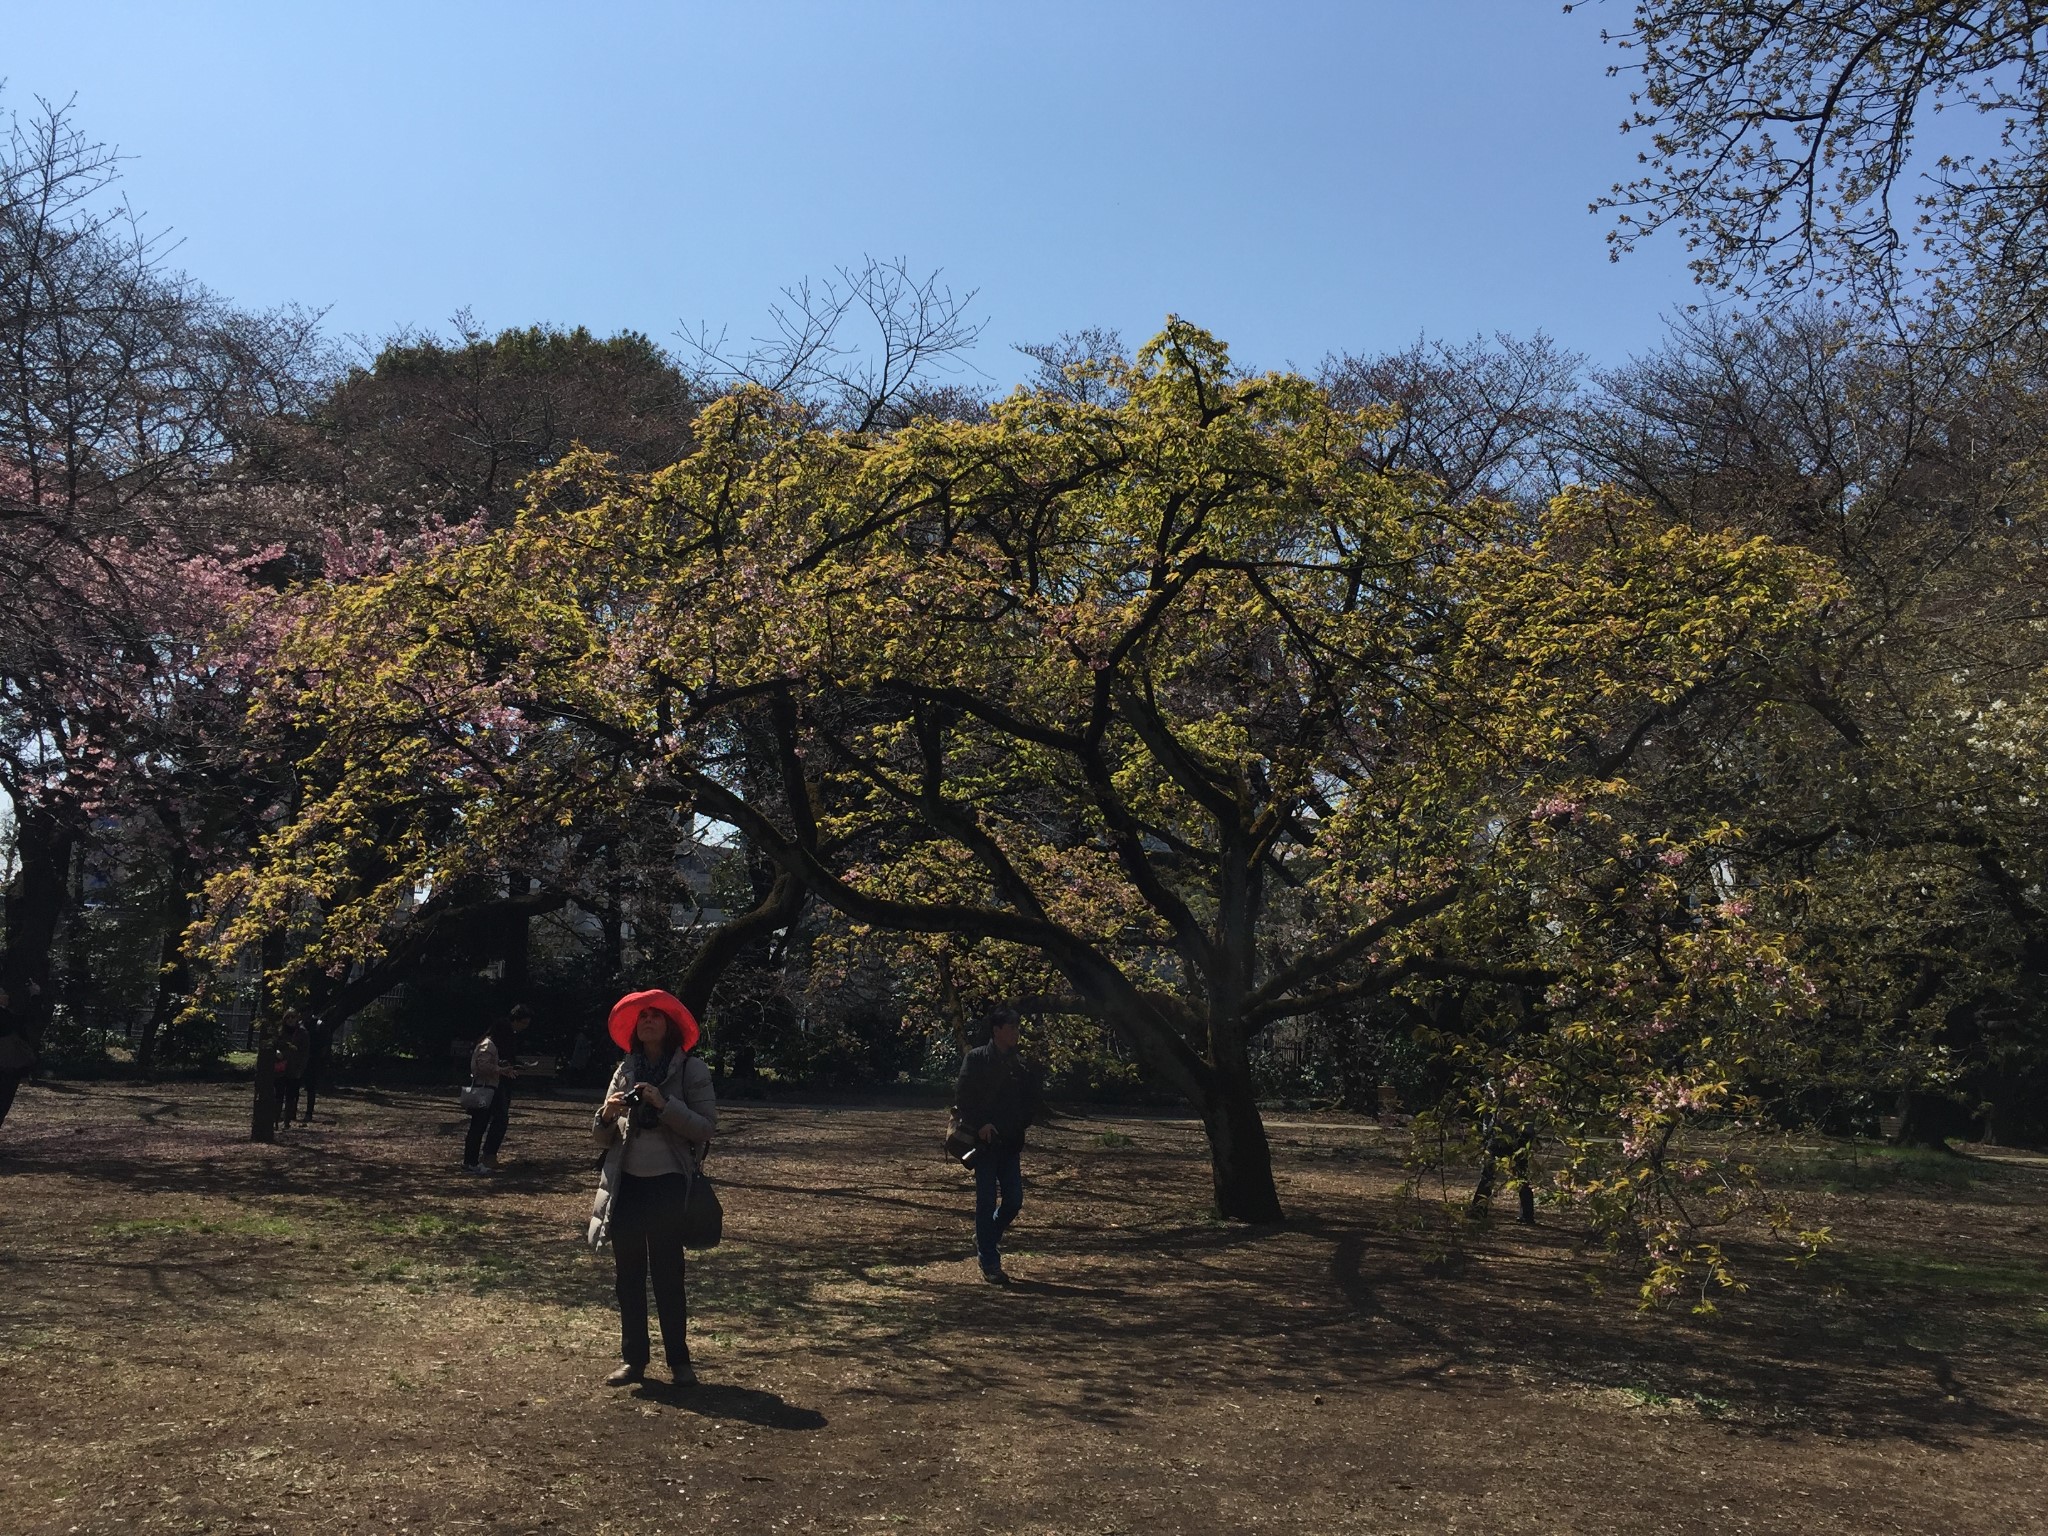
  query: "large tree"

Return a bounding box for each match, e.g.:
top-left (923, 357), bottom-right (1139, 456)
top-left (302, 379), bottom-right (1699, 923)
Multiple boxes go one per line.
top-left (0, 96), bottom-right (321, 1101)
top-left (1572, 304), bottom-right (2048, 1144)
top-left (201, 321), bottom-right (1832, 1231)
top-left (262, 318), bottom-right (699, 526)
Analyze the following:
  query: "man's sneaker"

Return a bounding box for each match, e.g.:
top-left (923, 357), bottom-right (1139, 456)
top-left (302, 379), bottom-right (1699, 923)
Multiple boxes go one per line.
top-left (605, 1363), bottom-right (644, 1387)
top-left (981, 1265), bottom-right (1011, 1286)
top-left (479, 1160), bottom-right (500, 1173)
top-left (669, 1361), bottom-right (698, 1388)
top-left (462, 1164), bottom-right (488, 1175)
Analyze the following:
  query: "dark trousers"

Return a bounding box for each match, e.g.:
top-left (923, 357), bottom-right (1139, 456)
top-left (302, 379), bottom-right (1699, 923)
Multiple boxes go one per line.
top-left (277, 1077), bottom-right (303, 1124)
top-left (611, 1173), bottom-right (690, 1370)
top-left (301, 1071), bottom-right (320, 1122)
top-left (463, 1084), bottom-right (511, 1166)
top-left (974, 1145), bottom-right (1023, 1270)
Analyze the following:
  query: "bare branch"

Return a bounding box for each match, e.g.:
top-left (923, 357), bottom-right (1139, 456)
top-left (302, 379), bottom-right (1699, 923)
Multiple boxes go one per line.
top-left (680, 255), bottom-right (989, 430)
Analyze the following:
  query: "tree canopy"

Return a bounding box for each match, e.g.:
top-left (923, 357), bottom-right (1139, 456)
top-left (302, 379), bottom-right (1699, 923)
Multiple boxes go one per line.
top-left (1597, 1), bottom-right (2048, 326)
top-left (194, 321), bottom-right (1837, 1273)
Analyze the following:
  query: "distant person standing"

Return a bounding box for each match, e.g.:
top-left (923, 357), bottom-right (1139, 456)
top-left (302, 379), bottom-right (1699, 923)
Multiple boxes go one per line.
top-left (952, 1005), bottom-right (1044, 1285)
top-left (274, 1010), bottom-right (312, 1131)
top-left (0, 985), bottom-right (34, 1126)
top-left (463, 1004), bottom-right (531, 1173)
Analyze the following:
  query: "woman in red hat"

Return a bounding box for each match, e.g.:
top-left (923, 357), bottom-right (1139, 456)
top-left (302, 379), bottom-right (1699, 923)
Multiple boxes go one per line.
top-left (587, 989), bottom-right (716, 1388)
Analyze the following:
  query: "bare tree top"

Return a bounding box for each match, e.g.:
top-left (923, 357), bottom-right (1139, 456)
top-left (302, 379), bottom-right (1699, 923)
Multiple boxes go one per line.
top-left (681, 256), bottom-right (987, 432)
top-left (0, 92), bottom-right (330, 528)
top-left (1320, 332), bottom-right (1582, 508)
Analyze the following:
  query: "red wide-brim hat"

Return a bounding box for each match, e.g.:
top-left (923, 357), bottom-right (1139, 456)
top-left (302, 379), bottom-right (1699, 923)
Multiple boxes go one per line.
top-left (607, 989), bottom-right (700, 1053)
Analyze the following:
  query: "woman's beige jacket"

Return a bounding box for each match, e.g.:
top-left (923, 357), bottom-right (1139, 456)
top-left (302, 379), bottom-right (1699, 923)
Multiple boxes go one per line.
top-left (586, 1050), bottom-right (716, 1249)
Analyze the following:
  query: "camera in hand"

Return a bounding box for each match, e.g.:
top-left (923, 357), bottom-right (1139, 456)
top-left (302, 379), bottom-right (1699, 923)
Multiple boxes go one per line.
top-left (628, 1095), bottom-right (663, 1130)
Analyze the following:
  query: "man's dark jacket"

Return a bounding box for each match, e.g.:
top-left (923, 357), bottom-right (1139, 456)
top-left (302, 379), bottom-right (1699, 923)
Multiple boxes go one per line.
top-left (953, 1044), bottom-right (1044, 1151)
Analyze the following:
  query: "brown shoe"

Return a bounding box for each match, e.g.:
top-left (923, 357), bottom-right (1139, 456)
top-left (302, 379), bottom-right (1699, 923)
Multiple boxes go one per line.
top-left (605, 1363), bottom-right (644, 1387)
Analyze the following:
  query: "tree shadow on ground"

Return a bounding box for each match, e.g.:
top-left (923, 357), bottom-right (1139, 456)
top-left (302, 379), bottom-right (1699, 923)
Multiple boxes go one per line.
top-left (1303, 1209), bottom-right (2044, 1449)
top-left (678, 1147), bottom-right (2048, 1450)
top-left (5, 1084), bottom-right (2045, 1455)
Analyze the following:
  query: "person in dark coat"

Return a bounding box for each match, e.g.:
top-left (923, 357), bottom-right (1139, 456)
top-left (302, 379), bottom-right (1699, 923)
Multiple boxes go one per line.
top-left (0, 985), bottom-right (33, 1126)
top-left (952, 1005), bottom-right (1044, 1285)
top-left (274, 1010), bottom-right (312, 1131)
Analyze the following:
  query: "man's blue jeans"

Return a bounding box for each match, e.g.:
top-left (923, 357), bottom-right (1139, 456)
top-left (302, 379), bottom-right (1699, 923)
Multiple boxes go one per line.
top-left (974, 1145), bottom-right (1023, 1271)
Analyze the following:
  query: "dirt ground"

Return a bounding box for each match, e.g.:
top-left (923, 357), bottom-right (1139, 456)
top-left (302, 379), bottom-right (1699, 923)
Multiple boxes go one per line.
top-left (1, 1079), bottom-right (2045, 1535)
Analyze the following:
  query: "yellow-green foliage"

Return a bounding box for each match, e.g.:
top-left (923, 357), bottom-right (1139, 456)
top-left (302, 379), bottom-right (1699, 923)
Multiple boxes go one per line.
top-left (196, 321), bottom-right (1842, 1278)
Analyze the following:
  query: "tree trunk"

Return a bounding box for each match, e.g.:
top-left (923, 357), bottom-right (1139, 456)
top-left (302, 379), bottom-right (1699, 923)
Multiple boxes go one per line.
top-left (599, 901), bottom-right (625, 988)
top-left (674, 867), bottom-right (804, 1018)
top-left (1194, 1045), bottom-right (1283, 1223)
top-left (0, 807), bottom-right (75, 1129)
top-left (501, 876), bottom-right (531, 996)
top-left (1075, 988), bottom-right (1285, 1224)
top-left (1889, 1089), bottom-right (1964, 1151)
top-left (136, 847), bottom-right (195, 1080)
top-left (1198, 1084), bottom-right (1282, 1222)
top-left (249, 935), bottom-right (286, 1144)
top-left (1189, 999), bottom-right (1283, 1223)
top-left (250, 1034), bottom-right (279, 1143)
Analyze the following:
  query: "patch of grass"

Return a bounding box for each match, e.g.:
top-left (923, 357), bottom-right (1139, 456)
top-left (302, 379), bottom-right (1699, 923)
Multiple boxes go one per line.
top-left (1094, 1131), bottom-right (1137, 1149)
top-left (465, 1251), bottom-right (561, 1295)
top-left (97, 1214), bottom-right (297, 1240)
top-left (1770, 1143), bottom-right (1982, 1193)
top-left (1824, 1251), bottom-right (2048, 1298)
top-left (363, 1213), bottom-right (483, 1240)
top-left (1311, 1144), bottom-right (1385, 1165)
top-left (1609, 1386), bottom-right (1729, 1418)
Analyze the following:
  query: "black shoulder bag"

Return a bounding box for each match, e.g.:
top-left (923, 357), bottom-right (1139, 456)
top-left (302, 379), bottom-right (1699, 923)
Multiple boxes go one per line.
top-left (944, 1119), bottom-right (986, 1168)
top-left (681, 1168), bottom-right (723, 1248)
top-left (672, 1052), bottom-right (723, 1247)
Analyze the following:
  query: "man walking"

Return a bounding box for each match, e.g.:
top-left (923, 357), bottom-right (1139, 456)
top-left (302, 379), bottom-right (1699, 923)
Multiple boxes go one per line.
top-left (953, 1006), bottom-right (1043, 1285)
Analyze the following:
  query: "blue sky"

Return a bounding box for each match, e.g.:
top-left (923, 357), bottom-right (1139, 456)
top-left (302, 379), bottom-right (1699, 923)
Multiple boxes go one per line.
top-left (7, 2), bottom-right (1701, 385)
